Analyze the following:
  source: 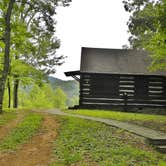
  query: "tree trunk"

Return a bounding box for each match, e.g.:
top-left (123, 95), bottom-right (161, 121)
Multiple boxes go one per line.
top-left (13, 77), bottom-right (19, 108)
top-left (0, 0), bottom-right (15, 113)
top-left (7, 78), bottom-right (11, 108)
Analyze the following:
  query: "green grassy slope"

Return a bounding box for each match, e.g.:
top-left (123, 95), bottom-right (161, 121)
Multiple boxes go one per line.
top-left (52, 116), bottom-right (166, 165)
top-left (69, 109), bottom-right (166, 132)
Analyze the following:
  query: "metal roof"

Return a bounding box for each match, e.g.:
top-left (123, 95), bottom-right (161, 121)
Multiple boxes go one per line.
top-left (80, 47), bottom-right (166, 75)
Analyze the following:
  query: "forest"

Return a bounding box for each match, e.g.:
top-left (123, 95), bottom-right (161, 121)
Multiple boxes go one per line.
top-left (0, 0), bottom-right (78, 112)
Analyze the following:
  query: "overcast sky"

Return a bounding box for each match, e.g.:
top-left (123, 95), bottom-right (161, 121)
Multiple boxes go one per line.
top-left (54, 0), bottom-right (130, 80)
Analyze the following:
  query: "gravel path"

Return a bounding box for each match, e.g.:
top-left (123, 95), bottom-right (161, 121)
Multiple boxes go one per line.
top-left (36, 109), bottom-right (166, 140)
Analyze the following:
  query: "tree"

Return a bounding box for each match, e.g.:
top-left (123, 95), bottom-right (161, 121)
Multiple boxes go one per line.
top-left (123, 0), bottom-right (166, 71)
top-left (70, 95), bottom-right (79, 107)
top-left (18, 83), bottom-right (67, 109)
top-left (11, 0), bottom-right (70, 108)
top-left (0, 0), bottom-right (15, 113)
top-left (53, 87), bottom-right (67, 109)
top-left (11, 59), bottom-right (45, 108)
top-left (26, 83), bottom-right (55, 109)
top-left (0, 0), bottom-right (71, 112)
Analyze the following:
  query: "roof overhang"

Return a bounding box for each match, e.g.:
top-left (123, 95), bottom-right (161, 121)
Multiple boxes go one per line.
top-left (64, 70), bottom-right (80, 82)
top-left (65, 70), bottom-right (166, 78)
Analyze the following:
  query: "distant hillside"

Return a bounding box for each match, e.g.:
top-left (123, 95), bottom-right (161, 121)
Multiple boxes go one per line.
top-left (48, 76), bottom-right (79, 105)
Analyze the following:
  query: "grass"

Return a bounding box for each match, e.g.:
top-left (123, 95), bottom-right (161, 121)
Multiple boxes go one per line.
top-left (0, 112), bottom-right (17, 126)
top-left (52, 116), bottom-right (166, 166)
top-left (0, 112), bottom-right (42, 151)
top-left (68, 109), bottom-right (166, 132)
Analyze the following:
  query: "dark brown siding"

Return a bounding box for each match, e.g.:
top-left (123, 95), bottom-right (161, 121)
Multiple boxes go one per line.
top-left (79, 73), bottom-right (166, 108)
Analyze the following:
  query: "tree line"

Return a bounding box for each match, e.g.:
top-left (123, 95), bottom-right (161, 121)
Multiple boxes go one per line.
top-left (0, 0), bottom-right (71, 113)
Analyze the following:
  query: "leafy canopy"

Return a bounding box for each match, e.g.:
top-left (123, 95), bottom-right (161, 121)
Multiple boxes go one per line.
top-left (123, 0), bottom-right (166, 71)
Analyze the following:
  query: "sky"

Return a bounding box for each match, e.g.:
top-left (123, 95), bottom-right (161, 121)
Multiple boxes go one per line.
top-left (54, 0), bottom-right (130, 80)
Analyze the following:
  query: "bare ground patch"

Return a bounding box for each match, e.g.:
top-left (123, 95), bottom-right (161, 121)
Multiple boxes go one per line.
top-left (0, 114), bottom-right (59, 166)
top-left (0, 113), bottom-right (24, 140)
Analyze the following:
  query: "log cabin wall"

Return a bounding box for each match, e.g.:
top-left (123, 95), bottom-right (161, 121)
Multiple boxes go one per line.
top-left (79, 73), bottom-right (166, 108)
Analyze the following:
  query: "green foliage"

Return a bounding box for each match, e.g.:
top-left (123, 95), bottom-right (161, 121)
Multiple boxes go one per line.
top-left (123, 0), bottom-right (166, 71)
top-left (53, 87), bottom-right (67, 109)
top-left (16, 83), bottom-right (67, 109)
top-left (0, 113), bottom-right (42, 151)
top-left (48, 76), bottom-right (79, 107)
top-left (0, 112), bottom-right (16, 126)
top-left (0, 0), bottom-right (71, 112)
top-left (69, 95), bottom-right (79, 107)
top-left (26, 84), bottom-right (54, 109)
top-left (69, 109), bottom-right (166, 121)
top-left (3, 87), bottom-right (10, 108)
top-left (52, 116), bottom-right (165, 165)
top-left (0, 0), bottom-right (72, 74)
top-left (19, 84), bottom-right (52, 109)
top-left (11, 60), bottom-right (44, 83)
top-left (69, 109), bottom-right (166, 132)
top-left (2, 76), bottom-right (71, 110)
top-left (8, 0), bottom-right (71, 75)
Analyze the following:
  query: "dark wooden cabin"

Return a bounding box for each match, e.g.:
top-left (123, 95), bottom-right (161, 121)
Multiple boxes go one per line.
top-left (65, 47), bottom-right (166, 109)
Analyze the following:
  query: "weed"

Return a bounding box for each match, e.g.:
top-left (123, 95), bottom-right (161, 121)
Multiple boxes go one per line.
top-left (0, 112), bottom-right (17, 126)
top-left (0, 113), bottom-right (42, 151)
top-left (69, 109), bottom-right (166, 132)
top-left (52, 116), bottom-right (166, 165)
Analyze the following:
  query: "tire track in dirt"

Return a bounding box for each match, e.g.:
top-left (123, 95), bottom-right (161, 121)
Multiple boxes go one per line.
top-left (0, 114), bottom-right (59, 166)
top-left (0, 113), bottom-right (25, 140)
